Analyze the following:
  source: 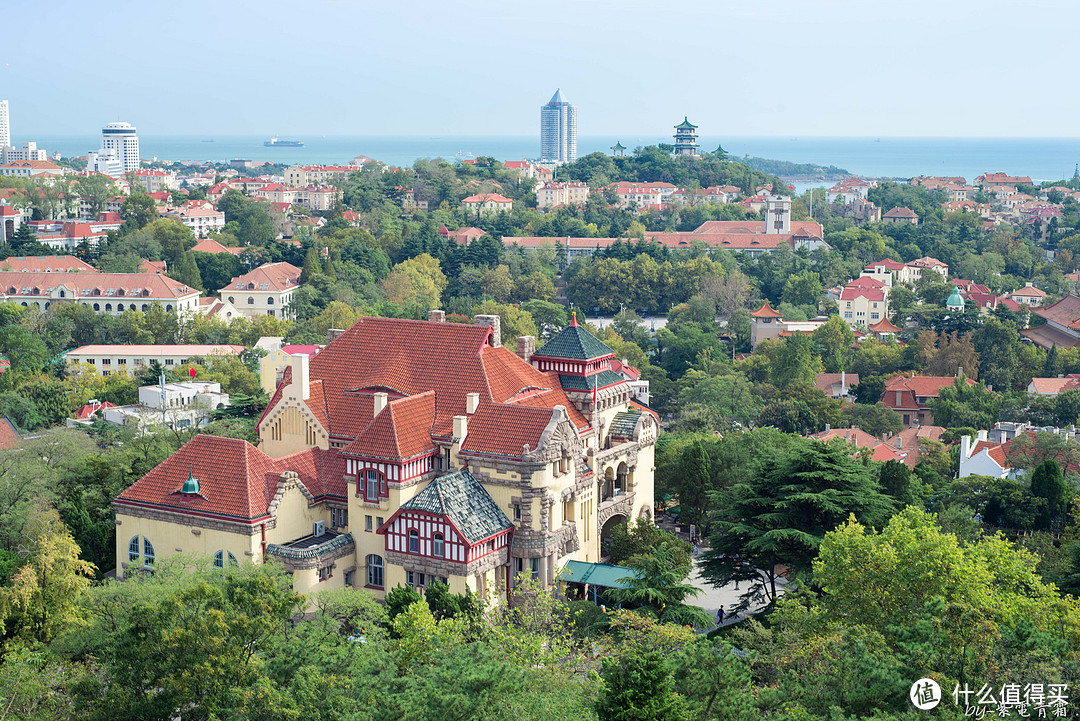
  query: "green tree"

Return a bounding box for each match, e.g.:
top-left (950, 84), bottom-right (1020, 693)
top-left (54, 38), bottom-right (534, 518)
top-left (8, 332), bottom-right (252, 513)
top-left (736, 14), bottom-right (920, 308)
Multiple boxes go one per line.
top-left (678, 439), bottom-right (711, 528)
top-left (607, 543), bottom-right (712, 628)
top-left (703, 437), bottom-right (895, 604)
top-left (771, 332), bottom-right (822, 389)
top-left (596, 648), bottom-right (690, 721)
top-left (1030, 459), bottom-right (1069, 531)
top-left (608, 518), bottom-right (691, 568)
top-left (120, 192), bottom-right (159, 230)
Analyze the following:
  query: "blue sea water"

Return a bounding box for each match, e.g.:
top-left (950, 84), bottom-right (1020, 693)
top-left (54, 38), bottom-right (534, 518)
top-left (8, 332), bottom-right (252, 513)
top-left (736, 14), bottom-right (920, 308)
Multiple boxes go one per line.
top-left (29, 134), bottom-right (1080, 186)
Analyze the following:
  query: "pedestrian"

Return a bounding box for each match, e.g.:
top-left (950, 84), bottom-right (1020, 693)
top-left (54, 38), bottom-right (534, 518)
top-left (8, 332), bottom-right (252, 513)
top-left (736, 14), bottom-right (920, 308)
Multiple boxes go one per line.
top-left (716, 607), bottom-right (725, 625)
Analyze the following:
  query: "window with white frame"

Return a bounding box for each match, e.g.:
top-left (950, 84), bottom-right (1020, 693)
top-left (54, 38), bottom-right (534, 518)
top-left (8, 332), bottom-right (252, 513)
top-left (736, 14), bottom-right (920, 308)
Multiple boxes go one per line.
top-left (433, 533), bottom-right (444, 558)
top-left (408, 529), bottom-right (419, 554)
top-left (367, 554), bottom-right (384, 588)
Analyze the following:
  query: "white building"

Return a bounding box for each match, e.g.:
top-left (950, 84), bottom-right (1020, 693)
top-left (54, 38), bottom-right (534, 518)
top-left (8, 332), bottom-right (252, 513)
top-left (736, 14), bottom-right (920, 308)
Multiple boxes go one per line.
top-left (958, 431), bottom-right (1017, 479)
top-left (540, 89), bottom-right (577, 165)
top-left (87, 148), bottom-right (124, 178)
top-left (139, 380), bottom-right (230, 412)
top-left (67, 344), bottom-right (245, 376)
top-left (101, 122), bottom-right (140, 174)
top-left (166, 206), bottom-right (225, 237)
top-left (223, 262), bottom-right (300, 318)
top-left (0, 101), bottom-right (9, 149)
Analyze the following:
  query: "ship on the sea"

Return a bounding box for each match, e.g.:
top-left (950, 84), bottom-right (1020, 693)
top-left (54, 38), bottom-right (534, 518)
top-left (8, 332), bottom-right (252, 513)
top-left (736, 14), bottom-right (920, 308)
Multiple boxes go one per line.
top-left (264, 137), bottom-right (303, 147)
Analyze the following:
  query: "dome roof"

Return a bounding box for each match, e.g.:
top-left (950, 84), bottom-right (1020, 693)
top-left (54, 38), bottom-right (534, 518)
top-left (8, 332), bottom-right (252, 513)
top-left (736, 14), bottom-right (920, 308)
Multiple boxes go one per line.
top-left (946, 286), bottom-right (965, 308)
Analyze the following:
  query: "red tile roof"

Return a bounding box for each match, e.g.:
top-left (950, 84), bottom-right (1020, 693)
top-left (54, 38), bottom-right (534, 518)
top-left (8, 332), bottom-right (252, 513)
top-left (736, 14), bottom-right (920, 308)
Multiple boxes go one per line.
top-left (750, 300), bottom-right (783, 318)
top-left (462, 193), bottom-right (512, 204)
top-left (115, 435), bottom-right (334, 521)
top-left (192, 238), bottom-right (246, 255)
top-left (868, 317), bottom-right (901, 333)
top-left (884, 206), bottom-right (919, 218)
top-left (344, 391), bottom-right (437, 461)
top-left (865, 258), bottom-right (907, 271)
top-left (814, 373), bottom-right (860, 393)
top-left (0, 272), bottom-right (197, 300)
top-left (227, 262), bottom-right (300, 292)
top-left (0, 255), bottom-right (98, 273)
top-left (1032, 295), bottom-right (1080, 328)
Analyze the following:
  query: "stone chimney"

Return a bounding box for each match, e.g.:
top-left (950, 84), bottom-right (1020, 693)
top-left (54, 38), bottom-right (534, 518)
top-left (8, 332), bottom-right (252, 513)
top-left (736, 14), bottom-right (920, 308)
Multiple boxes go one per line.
top-left (287, 353), bottom-right (310, 401)
top-left (326, 328), bottom-right (346, 344)
top-left (895, 436), bottom-right (902, 448)
top-left (474, 314), bottom-right (502, 347)
top-left (466, 392), bottom-right (480, 414)
top-left (453, 415), bottom-right (468, 444)
top-left (373, 392), bottom-right (388, 416)
top-left (517, 335), bottom-right (535, 363)
top-left (428, 309), bottom-right (446, 323)
top-left (957, 366), bottom-right (963, 378)
top-left (825, 423), bottom-right (831, 432)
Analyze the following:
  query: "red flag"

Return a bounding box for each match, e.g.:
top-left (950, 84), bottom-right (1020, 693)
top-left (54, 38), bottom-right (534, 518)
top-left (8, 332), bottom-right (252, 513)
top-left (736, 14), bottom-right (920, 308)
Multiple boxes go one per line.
top-left (787, 184), bottom-right (795, 190)
top-left (189, 366), bottom-right (196, 378)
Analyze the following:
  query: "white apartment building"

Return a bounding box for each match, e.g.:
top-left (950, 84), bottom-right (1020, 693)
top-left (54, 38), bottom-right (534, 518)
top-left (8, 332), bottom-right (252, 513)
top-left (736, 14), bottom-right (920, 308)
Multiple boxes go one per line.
top-left (166, 207), bottom-right (225, 237)
top-left (67, 344), bottom-right (245, 376)
top-left (540, 89), bottom-right (577, 165)
top-left (87, 148), bottom-right (124, 178)
top-left (101, 122), bottom-right (140, 173)
top-left (0, 272), bottom-right (200, 315)
top-left (223, 262), bottom-right (300, 318)
top-left (139, 381), bottom-right (230, 411)
top-left (0, 101), bottom-right (8, 148)
top-left (283, 165), bottom-right (356, 188)
top-left (0, 160), bottom-right (63, 178)
top-left (536, 181), bottom-right (589, 210)
top-left (0, 142), bottom-right (49, 164)
top-left (131, 169), bottom-right (179, 193)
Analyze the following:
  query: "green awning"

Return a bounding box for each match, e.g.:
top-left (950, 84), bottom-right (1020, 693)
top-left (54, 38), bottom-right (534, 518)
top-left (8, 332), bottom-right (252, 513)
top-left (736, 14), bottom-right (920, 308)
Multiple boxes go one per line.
top-left (557, 560), bottom-right (640, 589)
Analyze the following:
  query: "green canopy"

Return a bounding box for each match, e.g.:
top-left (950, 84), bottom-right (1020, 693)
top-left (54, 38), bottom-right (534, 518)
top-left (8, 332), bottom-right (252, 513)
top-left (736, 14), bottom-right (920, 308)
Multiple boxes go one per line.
top-left (558, 560), bottom-right (640, 589)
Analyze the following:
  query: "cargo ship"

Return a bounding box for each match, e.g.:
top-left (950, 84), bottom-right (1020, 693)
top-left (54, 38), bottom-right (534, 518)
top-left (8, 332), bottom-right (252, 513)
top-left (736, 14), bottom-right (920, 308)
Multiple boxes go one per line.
top-left (264, 137), bottom-right (303, 147)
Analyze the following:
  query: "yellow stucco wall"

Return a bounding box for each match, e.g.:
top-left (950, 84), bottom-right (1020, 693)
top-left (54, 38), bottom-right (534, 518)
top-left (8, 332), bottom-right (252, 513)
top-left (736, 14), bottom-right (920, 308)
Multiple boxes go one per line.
top-left (259, 349), bottom-right (291, 395)
top-left (115, 509), bottom-right (261, 579)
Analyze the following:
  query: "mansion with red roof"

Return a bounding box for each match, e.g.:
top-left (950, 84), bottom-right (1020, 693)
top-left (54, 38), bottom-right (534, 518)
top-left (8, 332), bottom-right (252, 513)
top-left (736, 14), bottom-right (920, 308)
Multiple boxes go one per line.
top-left (114, 313), bottom-right (657, 603)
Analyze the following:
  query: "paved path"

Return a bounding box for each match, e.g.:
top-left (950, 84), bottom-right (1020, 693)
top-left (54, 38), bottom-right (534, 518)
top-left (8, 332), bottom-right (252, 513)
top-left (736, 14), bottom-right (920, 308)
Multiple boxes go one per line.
top-left (686, 549), bottom-right (787, 633)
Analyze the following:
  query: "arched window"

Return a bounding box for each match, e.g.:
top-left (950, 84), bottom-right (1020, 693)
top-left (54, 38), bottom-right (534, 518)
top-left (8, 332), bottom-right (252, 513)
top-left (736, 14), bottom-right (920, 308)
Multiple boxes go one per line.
top-left (166, 305), bottom-right (173, 312)
top-left (267, 297), bottom-right (274, 305)
top-left (142, 304), bottom-right (148, 311)
top-left (129, 536), bottom-right (154, 567)
top-left (433, 533), bottom-right (444, 558)
top-left (408, 529), bottom-right (419, 554)
top-left (92, 303), bottom-right (99, 311)
top-left (128, 536), bottom-right (140, 563)
top-left (214, 550), bottom-right (224, 568)
top-left (228, 551), bottom-right (237, 566)
top-left (143, 538), bottom-right (155, 565)
top-left (367, 554), bottom-right (384, 588)
top-left (105, 303), bottom-right (112, 312)
top-left (247, 297), bottom-right (254, 305)
top-left (228, 297), bottom-right (234, 304)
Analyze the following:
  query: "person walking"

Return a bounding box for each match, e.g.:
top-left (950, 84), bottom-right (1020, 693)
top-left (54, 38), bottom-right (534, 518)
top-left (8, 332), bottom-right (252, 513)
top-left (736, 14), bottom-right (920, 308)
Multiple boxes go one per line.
top-left (716, 607), bottom-right (725, 626)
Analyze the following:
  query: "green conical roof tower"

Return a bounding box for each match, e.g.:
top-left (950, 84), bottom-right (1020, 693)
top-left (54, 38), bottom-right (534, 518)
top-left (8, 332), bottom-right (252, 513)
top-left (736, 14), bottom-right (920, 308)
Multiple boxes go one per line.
top-left (674, 116), bottom-right (697, 130)
top-left (181, 470), bottom-right (200, 495)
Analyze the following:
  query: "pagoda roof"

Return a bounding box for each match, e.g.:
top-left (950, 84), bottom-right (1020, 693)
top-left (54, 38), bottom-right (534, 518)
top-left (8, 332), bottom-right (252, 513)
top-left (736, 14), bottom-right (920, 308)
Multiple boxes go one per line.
top-left (611, 141), bottom-right (626, 150)
top-left (750, 300), bottom-right (783, 318)
top-left (868, 317), bottom-right (901, 333)
top-left (675, 117), bottom-right (698, 130)
top-left (533, 313), bottom-right (615, 361)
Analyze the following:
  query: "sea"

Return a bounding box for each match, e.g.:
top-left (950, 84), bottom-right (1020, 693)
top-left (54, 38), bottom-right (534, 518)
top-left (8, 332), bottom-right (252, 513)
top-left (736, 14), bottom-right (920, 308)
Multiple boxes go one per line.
top-left (30, 134), bottom-right (1080, 189)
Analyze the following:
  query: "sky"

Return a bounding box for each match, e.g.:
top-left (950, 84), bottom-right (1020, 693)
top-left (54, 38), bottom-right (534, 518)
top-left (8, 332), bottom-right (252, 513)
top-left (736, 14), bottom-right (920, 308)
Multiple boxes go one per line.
top-left (2, 0), bottom-right (1077, 138)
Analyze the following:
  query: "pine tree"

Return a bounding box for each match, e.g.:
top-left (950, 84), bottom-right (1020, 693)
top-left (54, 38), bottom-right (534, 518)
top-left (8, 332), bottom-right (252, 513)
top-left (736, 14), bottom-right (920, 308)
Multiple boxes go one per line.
top-left (300, 246), bottom-right (321, 284)
top-left (169, 250), bottom-right (202, 290)
top-left (679, 440), bottom-right (712, 528)
top-left (1030, 459), bottom-right (1068, 531)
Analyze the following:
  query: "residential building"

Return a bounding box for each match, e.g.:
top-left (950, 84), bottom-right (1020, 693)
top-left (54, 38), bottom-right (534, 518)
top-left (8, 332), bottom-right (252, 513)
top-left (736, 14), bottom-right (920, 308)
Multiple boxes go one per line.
top-left (139, 380), bottom-right (230, 412)
top-left (0, 160), bottom-right (63, 179)
top-left (130, 169), bottom-right (179, 193)
top-left (223, 262), bottom-right (301, 318)
top-left (539, 89), bottom-right (577, 165)
top-left (0, 272), bottom-right (199, 315)
top-left (0, 255), bottom-right (98, 273)
top-left (812, 424), bottom-right (944, 468)
top-left (881, 374), bottom-right (976, 427)
top-left (958, 430), bottom-right (1016, 479)
top-left (192, 238), bottom-right (246, 255)
top-left (0, 101), bottom-right (8, 149)
top-left (23, 221), bottom-right (107, 250)
top-left (839, 277), bottom-right (888, 327)
top-left (673, 117), bottom-right (699, 157)
top-left (1027, 375), bottom-right (1080, 396)
top-left (905, 256), bottom-right (949, 283)
top-left (0, 205), bottom-right (22, 245)
top-left (166, 206), bottom-right (225, 237)
top-left (260, 344), bottom-right (322, 394)
top-left (851, 197), bottom-right (881, 223)
top-left (68, 344), bottom-right (244, 375)
top-left (437, 225), bottom-right (486, 246)
top-left (283, 165), bottom-right (356, 188)
top-left (462, 193), bottom-right (512, 217)
top-left (1021, 295), bottom-right (1080, 349)
top-left (537, 182), bottom-right (589, 210)
top-left (113, 313), bottom-right (657, 603)
top-left (975, 172), bottom-right (1033, 189)
top-left (196, 296), bottom-right (241, 321)
top-left (1008, 282), bottom-right (1046, 307)
top-left (0, 142), bottom-right (48, 164)
top-left (101, 122), bottom-right (140, 174)
top-left (882, 206), bottom-right (919, 224)
top-left (814, 372), bottom-right (859, 401)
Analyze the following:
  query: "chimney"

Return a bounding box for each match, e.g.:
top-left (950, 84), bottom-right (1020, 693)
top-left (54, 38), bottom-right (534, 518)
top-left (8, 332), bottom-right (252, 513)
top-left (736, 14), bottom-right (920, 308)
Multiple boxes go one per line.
top-left (895, 436), bottom-right (902, 448)
top-left (326, 328), bottom-right (345, 344)
top-left (474, 314), bottom-right (502, 347)
top-left (517, 335), bottom-right (535, 363)
top-left (960, 434), bottom-right (971, 460)
top-left (977, 429), bottom-right (988, 442)
top-left (841, 370), bottom-right (846, 390)
top-left (428, 309), bottom-right (446, 323)
top-left (1026, 282), bottom-right (1034, 287)
top-left (373, 392), bottom-right (388, 416)
top-left (453, 415), bottom-right (468, 444)
top-left (288, 353), bottom-right (310, 401)
top-left (957, 366), bottom-right (963, 378)
top-left (466, 392), bottom-right (479, 414)
top-left (825, 423), bottom-right (831, 432)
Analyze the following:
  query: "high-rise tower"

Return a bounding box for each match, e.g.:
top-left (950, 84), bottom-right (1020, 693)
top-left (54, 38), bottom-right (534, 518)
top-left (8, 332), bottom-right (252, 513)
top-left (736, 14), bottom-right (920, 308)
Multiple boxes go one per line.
top-left (540, 89), bottom-right (577, 165)
top-left (101, 122), bottom-right (140, 173)
top-left (0, 101), bottom-right (10, 149)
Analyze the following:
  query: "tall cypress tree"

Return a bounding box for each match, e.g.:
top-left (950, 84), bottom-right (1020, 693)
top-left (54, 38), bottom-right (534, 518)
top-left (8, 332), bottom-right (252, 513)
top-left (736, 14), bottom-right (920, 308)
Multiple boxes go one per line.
top-left (1030, 459), bottom-right (1068, 531)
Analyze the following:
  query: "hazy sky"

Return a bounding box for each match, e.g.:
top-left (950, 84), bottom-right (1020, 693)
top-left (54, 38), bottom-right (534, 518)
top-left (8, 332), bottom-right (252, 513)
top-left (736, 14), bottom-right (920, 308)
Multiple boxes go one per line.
top-left (3, 0), bottom-right (1076, 138)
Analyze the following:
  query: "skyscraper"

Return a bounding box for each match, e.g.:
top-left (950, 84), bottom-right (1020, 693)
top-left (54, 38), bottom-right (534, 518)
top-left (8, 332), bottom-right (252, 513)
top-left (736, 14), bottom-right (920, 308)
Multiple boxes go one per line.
top-left (540, 89), bottom-right (577, 165)
top-left (101, 122), bottom-right (140, 173)
top-left (0, 101), bottom-right (10, 149)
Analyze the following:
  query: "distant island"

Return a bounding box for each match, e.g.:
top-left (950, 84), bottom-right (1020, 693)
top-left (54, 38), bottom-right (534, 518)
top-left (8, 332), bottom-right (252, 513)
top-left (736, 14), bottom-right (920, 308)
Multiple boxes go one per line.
top-left (740, 156), bottom-right (850, 179)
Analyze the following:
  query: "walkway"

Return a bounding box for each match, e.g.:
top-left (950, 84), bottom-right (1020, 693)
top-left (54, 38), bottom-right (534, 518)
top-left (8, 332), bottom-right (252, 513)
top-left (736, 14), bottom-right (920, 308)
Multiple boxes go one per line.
top-left (686, 549), bottom-right (788, 633)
